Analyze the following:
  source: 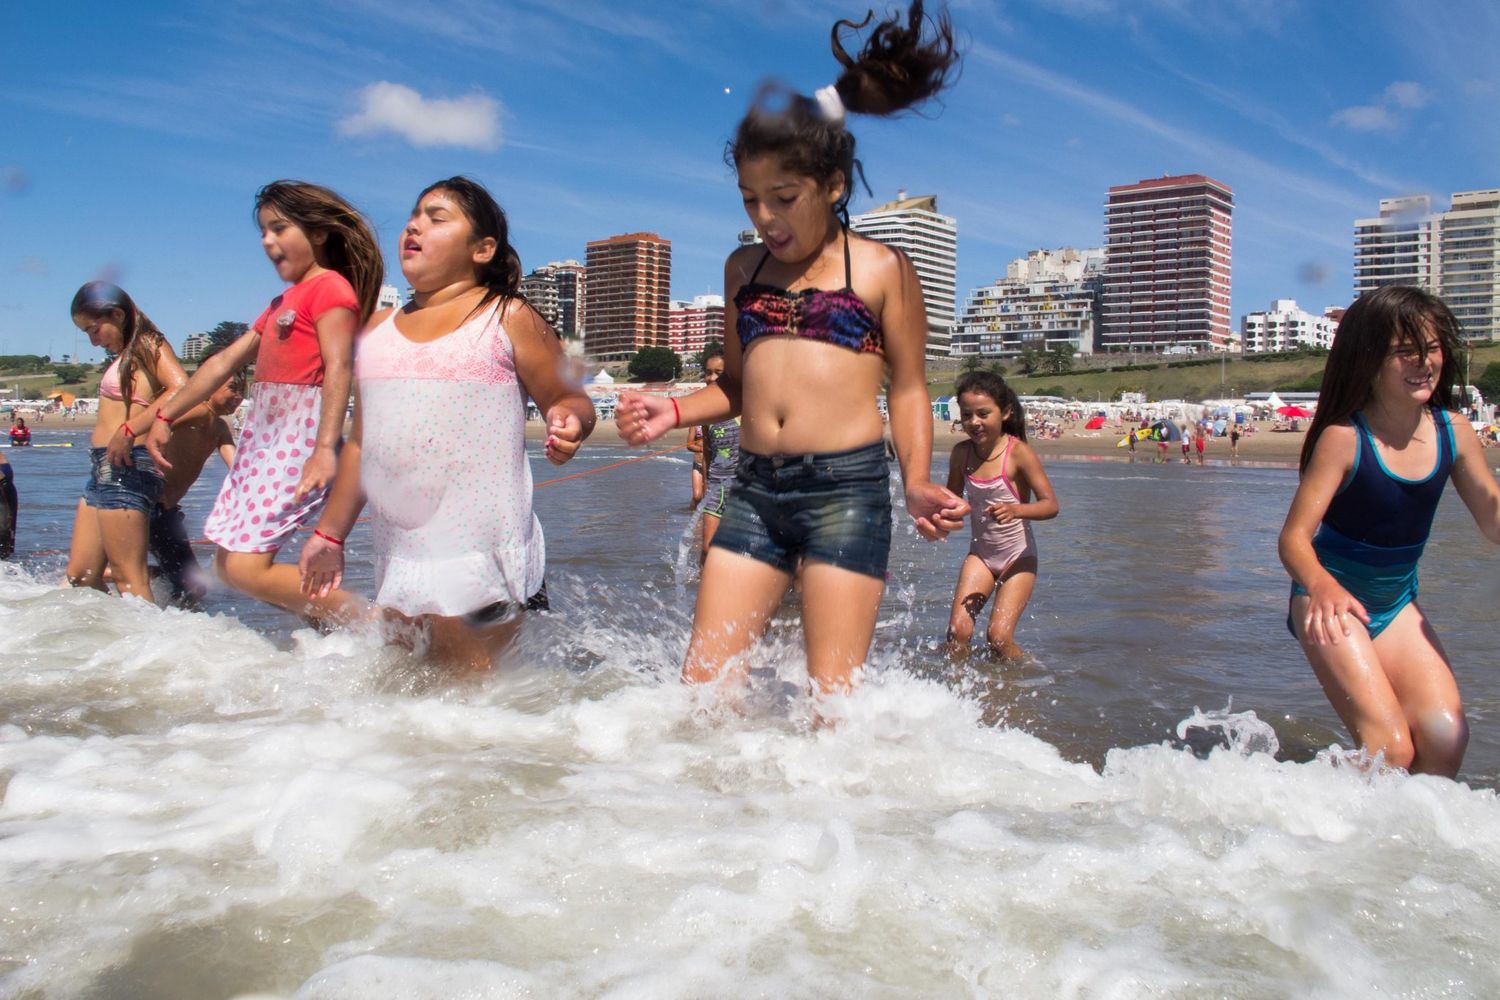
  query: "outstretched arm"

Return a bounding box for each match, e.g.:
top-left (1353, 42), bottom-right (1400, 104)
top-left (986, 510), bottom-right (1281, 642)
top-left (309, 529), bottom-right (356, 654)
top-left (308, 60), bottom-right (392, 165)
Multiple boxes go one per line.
top-left (146, 330), bottom-right (259, 470)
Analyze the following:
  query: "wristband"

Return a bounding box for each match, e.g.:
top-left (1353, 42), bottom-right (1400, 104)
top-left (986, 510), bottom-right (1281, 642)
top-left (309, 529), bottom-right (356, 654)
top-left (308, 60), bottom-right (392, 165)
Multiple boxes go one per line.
top-left (120, 422), bottom-right (135, 439)
top-left (156, 412), bottom-right (174, 426)
top-left (313, 529), bottom-right (344, 547)
top-left (670, 397), bottom-right (681, 429)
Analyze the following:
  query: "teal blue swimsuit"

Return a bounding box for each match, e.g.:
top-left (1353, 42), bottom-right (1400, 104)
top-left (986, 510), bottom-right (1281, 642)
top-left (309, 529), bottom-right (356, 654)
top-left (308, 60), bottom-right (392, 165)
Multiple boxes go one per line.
top-left (1289, 406), bottom-right (1456, 638)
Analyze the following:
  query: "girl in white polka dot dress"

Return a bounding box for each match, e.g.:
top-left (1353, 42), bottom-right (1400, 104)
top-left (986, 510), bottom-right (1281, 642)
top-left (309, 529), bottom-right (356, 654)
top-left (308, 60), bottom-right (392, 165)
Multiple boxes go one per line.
top-left (300, 177), bottom-right (595, 671)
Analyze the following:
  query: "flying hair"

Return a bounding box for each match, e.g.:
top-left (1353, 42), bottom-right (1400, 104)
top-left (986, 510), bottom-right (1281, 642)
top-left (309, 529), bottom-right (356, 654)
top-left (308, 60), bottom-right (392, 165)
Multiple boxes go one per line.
top-left (254, 181), bottom-right (384, 324)
top-left (69, 281), bottom-right (167, 421)
top-left (1298, 284), bottom-right (1465, 472)
top-left (727, 1), bottom-right (959, 219)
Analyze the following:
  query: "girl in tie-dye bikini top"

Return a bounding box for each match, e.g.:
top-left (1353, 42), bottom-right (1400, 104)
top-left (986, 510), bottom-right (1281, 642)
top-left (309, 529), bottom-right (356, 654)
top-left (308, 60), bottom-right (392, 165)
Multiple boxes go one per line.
top-left (735, 229), bottom-right (883, 356)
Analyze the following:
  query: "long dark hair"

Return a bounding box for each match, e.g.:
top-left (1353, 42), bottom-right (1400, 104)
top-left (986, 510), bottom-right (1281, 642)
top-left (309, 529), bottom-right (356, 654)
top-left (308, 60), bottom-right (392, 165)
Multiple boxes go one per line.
top-left (726, 1), bottom-right (959, 219)
top-left (414, 176), bottom-right (523, 313)
top-left (955, 370), bottom-right (1026, 442)
top-left (69, 282), bottom-right (168, 419)
top-left (254, 180), bottom-right (384, 323)
top-left (1299, 284), bottom-right (1465, 472)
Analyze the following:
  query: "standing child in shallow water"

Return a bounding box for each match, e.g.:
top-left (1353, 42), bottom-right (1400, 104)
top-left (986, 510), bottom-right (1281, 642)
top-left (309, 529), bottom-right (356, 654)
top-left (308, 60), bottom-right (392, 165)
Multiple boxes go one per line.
top-left (944, 373), bottom-right (1058, 660)
top-left (1278, 285), bottom-right (1500, 777)
top-left (617, 1), bottom-right (967, 698)
top-left (299, 176), bottom-right (594, 672)
top-left (146, 180), bottom-right (382, 621)
top-left (66, 283), bottom-right (188, 601)
top-left (695, 348), bottom-right (740, 563)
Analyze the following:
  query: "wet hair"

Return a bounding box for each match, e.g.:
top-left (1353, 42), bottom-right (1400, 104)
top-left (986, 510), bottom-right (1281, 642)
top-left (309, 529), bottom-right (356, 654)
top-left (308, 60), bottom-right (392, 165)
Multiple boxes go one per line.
top-left (414, 176), bottom-right (523, 313)
top-left (69, 282), bottom-right (168, 420)
top-left (1299, 284), bottom-right (1464, 472)
top-left (726, 1), bottom-right (959, 220)
top-left (955, 370), bottom-right (1025, 441)
top-left (254, 180), bottom-right (383, 323)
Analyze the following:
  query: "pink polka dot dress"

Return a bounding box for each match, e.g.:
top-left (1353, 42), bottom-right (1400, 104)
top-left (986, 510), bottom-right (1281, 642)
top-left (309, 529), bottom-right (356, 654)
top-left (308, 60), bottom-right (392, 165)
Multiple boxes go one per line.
top-left (354, 301), bottom-right (544, 617)
top-left (202, 382), bottom-right (328, 553)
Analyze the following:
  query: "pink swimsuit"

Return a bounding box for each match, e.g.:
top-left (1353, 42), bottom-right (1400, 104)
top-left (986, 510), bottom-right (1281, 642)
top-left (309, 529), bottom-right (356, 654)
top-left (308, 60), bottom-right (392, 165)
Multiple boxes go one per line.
top-left (965, 437), bottom-right (1037, 577)
top-left (98, 356), bottom-right (152, 407)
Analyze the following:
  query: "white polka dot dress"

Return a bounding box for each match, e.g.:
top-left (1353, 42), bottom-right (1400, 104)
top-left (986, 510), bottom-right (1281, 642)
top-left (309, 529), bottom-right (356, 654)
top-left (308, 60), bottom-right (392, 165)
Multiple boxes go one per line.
top-left (354, 301), bottom-right (545, 617)
top-left (203, 382), bottom-right (328, 553)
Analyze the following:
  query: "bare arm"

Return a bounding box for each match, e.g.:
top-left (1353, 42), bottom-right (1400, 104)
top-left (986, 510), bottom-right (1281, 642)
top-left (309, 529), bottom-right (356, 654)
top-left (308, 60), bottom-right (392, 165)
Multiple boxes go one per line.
top-left (882, 249), bottom-right (967, 540)
top-left (507, 300), bottom-right (595, 465)
top-left (300, 385), bottom-right (367, 598)
top-left (294, 306), bottom-right (357, 502)
top-left (216, 418), bottom-right (236, 468)
top-left (1277, 423), bottom-right (1366, 644)
top-left (1006, 442), bottom-right (1059, 521)
top-left (1448, 411), bottom-right (1500, 543)
top-left (109, 341), bottom-right (190, 466)
top-left (945, 441), bottom-right (967, 497)
top-left (145, 330), bottom-right (259, 469)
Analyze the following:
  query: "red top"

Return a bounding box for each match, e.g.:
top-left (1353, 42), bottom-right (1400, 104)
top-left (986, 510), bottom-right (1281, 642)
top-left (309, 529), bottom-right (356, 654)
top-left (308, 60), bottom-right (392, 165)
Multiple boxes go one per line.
top-left (251, 270), bottom-right (358, 385)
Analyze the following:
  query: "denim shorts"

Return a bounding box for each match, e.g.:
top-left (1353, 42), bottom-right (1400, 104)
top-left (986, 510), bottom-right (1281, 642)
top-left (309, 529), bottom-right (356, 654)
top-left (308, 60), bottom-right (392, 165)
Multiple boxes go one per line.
top-left (83, 445), bottom-right (164, 515)
top-left (710, 441), bottom-right (892, 579)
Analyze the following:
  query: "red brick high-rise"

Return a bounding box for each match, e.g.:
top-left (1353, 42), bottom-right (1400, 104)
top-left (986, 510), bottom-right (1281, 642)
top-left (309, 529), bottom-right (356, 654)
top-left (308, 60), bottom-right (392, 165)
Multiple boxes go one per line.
top-left (583, 232), bottom-right (671, 361)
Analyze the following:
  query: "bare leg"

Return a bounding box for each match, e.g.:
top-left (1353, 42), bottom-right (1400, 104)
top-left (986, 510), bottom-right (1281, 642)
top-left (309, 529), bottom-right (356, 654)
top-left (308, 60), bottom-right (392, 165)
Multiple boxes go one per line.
top-left (1293, 593), bottom-right (1416, 771)
top-left (985, 556), bottom-right (1037, 661)
top-left (945, 553), bottom-right (997, 655)
top-left (799, 559), bottom-right (885, 695)
top-left (700, 512), bottom-right (721, 563)
top-left (425, 613), bottom-right (527, 675)
top-left (1370, 603), bottom-right (1468, 777)
top-left (65, 499), bottom-right (108, 590)
top-left (96, 507), bottom-right (153, 602)
top-left (683, 548), bottom-right (792, 688)
top-left (215, 548), bottom-right (365, 623)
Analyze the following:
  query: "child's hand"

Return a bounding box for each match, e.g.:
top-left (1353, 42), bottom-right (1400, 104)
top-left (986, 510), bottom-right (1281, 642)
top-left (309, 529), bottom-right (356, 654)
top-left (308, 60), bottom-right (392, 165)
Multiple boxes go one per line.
top-left (293, 446), bottom-right (337, 504)
top-left (987, 501), bottom-right (1018, 524)
top-left (544, 406), bottom-right (584, 465)
top-left (905, 481), bottom-right (969, 541)
top-left (1300, 582), bottom-right (1370, 646)
top-left (106, 424), bottom-right (137, 468)
top-left (144, 418), bottom-right (174, 471)
top-left (615, 392), bottom-right (677, 446)
top-left (298, 531), bottom-right (345, 599)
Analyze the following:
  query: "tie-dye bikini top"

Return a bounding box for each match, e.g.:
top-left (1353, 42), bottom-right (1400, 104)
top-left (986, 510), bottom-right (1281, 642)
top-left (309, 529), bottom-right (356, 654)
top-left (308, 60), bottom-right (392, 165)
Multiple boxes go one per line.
top-left (734, 230), bottom-right (884, 357)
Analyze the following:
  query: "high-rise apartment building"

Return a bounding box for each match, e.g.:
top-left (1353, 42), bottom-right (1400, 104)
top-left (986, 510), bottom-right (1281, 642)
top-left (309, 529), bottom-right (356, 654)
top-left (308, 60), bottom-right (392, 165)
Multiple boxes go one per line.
top-left (180, 332), bottom-right (209, 362)
top-left (851, 192), bottom-right (958, 359)
top-left (1240, 299), bottom-right (1338, 353)
top-left (668, 295), bottom-right (726, 358)
top-left (583, 234), bottom-right (671, 361)
top-left (1100, 174), bottom-right (1233, 353)
top-left (952, 248), bottom-right (1104, 358)
top-left (520, 260), bottom-right (586, 338)
top-left (1353, 189), bottom-right (1500, 339)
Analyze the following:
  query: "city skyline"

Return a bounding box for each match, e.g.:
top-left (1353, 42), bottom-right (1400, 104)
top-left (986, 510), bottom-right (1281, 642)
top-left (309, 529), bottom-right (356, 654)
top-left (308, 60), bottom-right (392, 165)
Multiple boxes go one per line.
top-left (3, 1), bottom-right (1498, 361)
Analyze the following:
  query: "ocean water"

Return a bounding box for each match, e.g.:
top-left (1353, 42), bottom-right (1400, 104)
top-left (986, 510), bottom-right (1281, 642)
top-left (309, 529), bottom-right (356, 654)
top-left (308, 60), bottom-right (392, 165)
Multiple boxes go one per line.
top-left (2, 426), bottom-right (1498, 998)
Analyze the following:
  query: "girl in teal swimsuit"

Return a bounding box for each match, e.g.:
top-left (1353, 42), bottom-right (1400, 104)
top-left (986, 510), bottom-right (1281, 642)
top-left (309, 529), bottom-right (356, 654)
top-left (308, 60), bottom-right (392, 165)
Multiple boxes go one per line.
top-left (616, 2), bottom-right (967, 700)
top-left (1278, 285), bottom-right (1500, 777)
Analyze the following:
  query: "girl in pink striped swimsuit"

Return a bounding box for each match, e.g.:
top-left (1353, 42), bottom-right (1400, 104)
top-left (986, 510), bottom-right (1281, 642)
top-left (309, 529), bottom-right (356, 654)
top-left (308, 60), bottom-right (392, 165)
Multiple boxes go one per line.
top-left (944, 373), bottom-right (1059, 661)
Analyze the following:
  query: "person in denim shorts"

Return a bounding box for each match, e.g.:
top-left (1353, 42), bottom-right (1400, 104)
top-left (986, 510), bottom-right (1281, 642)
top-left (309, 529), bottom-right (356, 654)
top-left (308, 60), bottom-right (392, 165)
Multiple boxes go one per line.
top-left (66, 283), bottom-right (187, 601)
top-left (616, 2), bottom-right (968, 699)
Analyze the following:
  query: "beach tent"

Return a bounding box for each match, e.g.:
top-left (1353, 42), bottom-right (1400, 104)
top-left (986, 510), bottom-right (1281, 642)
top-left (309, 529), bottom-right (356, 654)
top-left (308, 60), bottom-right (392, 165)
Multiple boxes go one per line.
top-left (932, 396), bottom-right (954, 421)
top-left (1150, 419), bottom-right (1182, 442)
top-left (588, 369), bottom-right (616, 385)
top-left (1265, 391), bottom-right (1285, 411)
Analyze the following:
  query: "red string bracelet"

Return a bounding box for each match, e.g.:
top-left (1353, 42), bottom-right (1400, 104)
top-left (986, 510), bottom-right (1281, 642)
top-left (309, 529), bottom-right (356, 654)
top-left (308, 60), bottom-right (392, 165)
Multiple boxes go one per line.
top-left (156, 412), bottom-right (174, 426)
top-left (670, 397), bottom-right (681, 429)
top-left (120, 422), bottom-right (136, 438)
top-left (313, 529), bottom-right (344, 547)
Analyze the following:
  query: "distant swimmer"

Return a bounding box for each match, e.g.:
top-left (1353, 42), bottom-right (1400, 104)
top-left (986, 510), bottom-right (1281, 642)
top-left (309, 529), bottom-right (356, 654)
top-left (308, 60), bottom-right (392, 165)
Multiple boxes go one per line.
top-left (1279, 285), bottom-right (1500, 778)
top-left (616, 1), bottom-right (967, 701)
top-left (146, 180), bottom-right (382, 623)
top-left (65, 283), bottom-right (188, 601)
top-left (0, 448), bottom-right (16, 559)
top-left (9, 417), bottom-right (30, 447)
top-left (300, 177), bottom-right (594, 672)
top-left (150, 374), bottom-right (244, 606)
top-left (944, 373), bottom-right (1058, 661)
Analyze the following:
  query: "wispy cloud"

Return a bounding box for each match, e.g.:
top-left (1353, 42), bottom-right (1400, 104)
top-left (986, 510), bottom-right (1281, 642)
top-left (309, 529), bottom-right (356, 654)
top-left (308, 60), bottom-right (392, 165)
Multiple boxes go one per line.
top-left (1331, 81), bottom-right (1431, 133)
top-left (338, 83), bottom-right (502, 150)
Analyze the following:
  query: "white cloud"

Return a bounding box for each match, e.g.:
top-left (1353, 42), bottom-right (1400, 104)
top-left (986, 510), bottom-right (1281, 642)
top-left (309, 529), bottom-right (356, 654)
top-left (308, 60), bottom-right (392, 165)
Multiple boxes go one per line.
top-left (1382, 81), bottom-right (1430, 109)
top-left (338, 82), bottom-right (501, 150)
top-left (1330, 104), bottom-right (1396, 132)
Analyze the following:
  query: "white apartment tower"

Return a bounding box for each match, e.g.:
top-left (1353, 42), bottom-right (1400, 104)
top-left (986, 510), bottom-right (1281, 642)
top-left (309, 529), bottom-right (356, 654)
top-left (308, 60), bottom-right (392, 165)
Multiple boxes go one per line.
top-left (851, 192), bottom-right (958, 359)
top-left (1101, 174), bottom-right (1234, 352)
top-left (376, 284), bottom-right (404, 312)
top-left (1240, 299), bottom-right (1338, 353)
top-left (180, 332), bottom-right (209, 362)
top-left (952, 248), bottom-right (1104, 358)
top-left (668, 295), bottom-right (726, 358)
top-left (520, 260), bottom-right (586, 339)
top-left (1354, 189), bottom-right (1500, 339)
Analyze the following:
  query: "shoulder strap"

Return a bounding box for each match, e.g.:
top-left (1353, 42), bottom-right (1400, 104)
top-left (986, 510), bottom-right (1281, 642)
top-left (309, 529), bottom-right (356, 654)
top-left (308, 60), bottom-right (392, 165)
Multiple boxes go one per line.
top-left (842, 226), bottom-right (853, 290)
top-left (747, 250), bottom-right (772, 286)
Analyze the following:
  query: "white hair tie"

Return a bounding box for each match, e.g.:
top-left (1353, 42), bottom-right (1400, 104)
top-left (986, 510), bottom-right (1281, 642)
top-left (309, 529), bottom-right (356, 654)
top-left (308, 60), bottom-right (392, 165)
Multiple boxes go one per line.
top-left (814, 84), bottom-right (845, 123)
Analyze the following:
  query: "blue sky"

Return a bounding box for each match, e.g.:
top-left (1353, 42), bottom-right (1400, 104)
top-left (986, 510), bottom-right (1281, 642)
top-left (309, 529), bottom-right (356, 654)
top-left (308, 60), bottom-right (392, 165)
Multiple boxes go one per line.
top-left (3, 0), bottom-right (1497, 362)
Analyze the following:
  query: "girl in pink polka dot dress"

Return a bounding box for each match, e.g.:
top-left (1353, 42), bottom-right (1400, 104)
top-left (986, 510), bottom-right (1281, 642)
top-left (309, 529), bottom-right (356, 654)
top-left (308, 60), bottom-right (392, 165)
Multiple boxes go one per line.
top-left (147, 181), bottom-right (383, 620)
top-left (300, 176), bottom-right (595, 671)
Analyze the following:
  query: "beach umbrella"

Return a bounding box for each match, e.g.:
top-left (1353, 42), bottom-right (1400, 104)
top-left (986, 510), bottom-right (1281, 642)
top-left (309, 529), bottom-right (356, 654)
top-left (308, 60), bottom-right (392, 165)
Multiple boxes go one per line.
top-left (1150, 419), bottom-right (1182, 442)
top-left (48, 391), bottom-right (77, 407)
top-left (1276, 405), bottom-right (1311, 418)
top-left (1084, 415), bottom-right (1105, 429)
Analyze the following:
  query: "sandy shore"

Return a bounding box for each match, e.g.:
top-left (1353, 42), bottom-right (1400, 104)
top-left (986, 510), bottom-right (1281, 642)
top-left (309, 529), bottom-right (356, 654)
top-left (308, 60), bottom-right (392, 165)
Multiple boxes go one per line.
top-left (523, 417), bottom-right (1307, 466)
